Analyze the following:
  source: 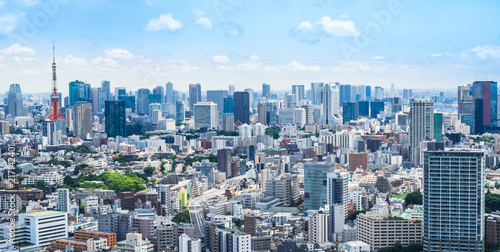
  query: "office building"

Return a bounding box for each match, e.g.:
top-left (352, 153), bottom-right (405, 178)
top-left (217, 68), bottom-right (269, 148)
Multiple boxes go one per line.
top-left (149, 103), bottom-right (162, 122)
top-left (292, 84), bottom-right (305, 101)
top-left (165, 82), bottom-right (174, 104)
top-left (321, 83), bottom-right (341, 125)
top-left (207, 90), bottom-right (228, 113)
top-left (189, 83), bottom-right (202, 111)
top-left (357, 213), bottom-right (422, 250)
top-left (228, 84), bottom-right (235, 96)
top-left (262, 83), bottom-right (271, 98)
top-left (433, 113), bottom-right (443, 142)
top-left (223, 97), bottom-right (234, 114)
top-left (473, 81), bottom-right (498, 134)
top-left (257, 102), bottom-right (267, 125)
top-left (304, 162), bottom-right (335, 210)
top-left (234, 92), bottom-right (250, 124)
top-left (7, 83), bottom-right (23, 117)
top-left (105, 101), bottom-right (126, 138)
top-left (339, 84), bottom-right (352, 106)
top-left (97, 214), bottom-right (131, 241)
top-left (115, 87), bottom-right (126, 100)
top-left (423, 149), bottom-right (485, 252)
top-left (69, 80), bottom-right (91, 106)
top-left (176, 101), bottom-right (185, 123)
top-left (217, 149), bottom-right (232, 178)
top-left (311, 82), bottom-right (324, 105)
top-left (343, 102), bottom-right (359, 124)
top-left (194, 102), bottom-right (218, 130)
top-left (118, 94), bottom-right (135, 112)
top-left (137, 88), bottom-right (150, 115)
top-left (264, 174), bottom-right (300, 207)
top-left (74, 230), bottom-right (117, 248)
top-left (410, 98), bottom-right (434, 164)
top-left (114, 233), bottom-right (154, 252)
top-left (72, 101), bottom-right (92, 139)
top-left (0, 211), bottom-right (68, 247)
top-left (222, 113), bottom-right (235, 131)
top-left (370, 100), bottom-right (384, 119)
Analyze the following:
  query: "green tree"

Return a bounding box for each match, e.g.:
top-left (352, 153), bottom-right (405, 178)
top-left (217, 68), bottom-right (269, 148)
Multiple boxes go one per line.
top-left (346, 209), bottom-right (369, 221)
top-left (173, 210), bottom-right (190, 224)
top-left (265, 127), bottom-right (280, 139)
top-left (405, 191), bottom-right (423, 205)
top-left (144, 167), bottom-right (155, 177)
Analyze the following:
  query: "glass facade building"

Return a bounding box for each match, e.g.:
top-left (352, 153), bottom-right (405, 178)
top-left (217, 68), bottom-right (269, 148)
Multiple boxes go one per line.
top-left (304, 162), bottom-right (335, 211)
top-left (105, 101), bottom-right (126, 138)
top-left (176, 101), bottom-right (185, 123)
top-left (370, 100), bottom-right (384, 119)
top-left (342, 102), bottom-right (358, 124)
top-left (423, 149), bottom-right (485, 252)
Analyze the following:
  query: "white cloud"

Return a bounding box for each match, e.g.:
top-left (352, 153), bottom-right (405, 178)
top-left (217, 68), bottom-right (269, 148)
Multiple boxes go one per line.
top-left (472, 45), bottom-right (500, 60)
top-left (21, 69), bottom-right (41, 75)
top-left (227, 29), bottom-right (240, 36)
top-left (91, 56), bottom-right (117, 66)
top-left (63, 55), bottom-right (89, 66)
top-left (431, 53), bottom-right (442, 57)
top-left (211, 55), bottom-right (230, 64)
top-left (196, 17), bottom-right (213, 30)
top-left (104, 48), bottom-right (134, 59)
top-left (0, 1), bottom-right (5, 7)
top-left (13, 56), bottom-right (37, 64)
top-left (281, 61), bottom-right (322, 72)
top-left (371, 56), bottom-right (385, 60)
top-left (249, 55), bottom-right (260, 61)
top-left (0, 12), bottom-right (25, 35)
top-left (194, 9), bottom-right (213, 30)
top-left (293, 16), bottom-right (359, 38)
top-left (144, 13), bottom-right (182, 32)
top-left (18, 0), bottom-right (37, 6)
top-left (1, 43), bottom-right (35, 56)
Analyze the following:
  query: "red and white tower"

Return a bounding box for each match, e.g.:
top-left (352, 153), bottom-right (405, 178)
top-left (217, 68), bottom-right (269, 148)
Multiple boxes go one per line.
top-left (47, 44), bottom-right (65, 121)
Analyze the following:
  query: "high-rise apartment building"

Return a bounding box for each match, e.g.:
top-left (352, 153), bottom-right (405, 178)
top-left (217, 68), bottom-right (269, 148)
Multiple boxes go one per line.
top-left (423, 149), bottom-right (485, 252)
top-left (57, 188), bottom-right (70, 213)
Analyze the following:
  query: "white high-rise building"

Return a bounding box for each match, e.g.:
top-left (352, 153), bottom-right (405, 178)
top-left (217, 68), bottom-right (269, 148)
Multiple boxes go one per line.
top-left (72, 101), bottom-right (92, 139)
top-left (410, 98), bottom-right (434, 165)
top-left (57, 188), bottom-right (70, 212)
top-left (0, 211), bottom-right (68, 247)
top-left (309, 212), bottom-right (329, 244)
top-left (239, 123), bottom-right (252, 140)
top-left (294, 108), bottom-right (306, 127)
top-left (158, 185), bottom-right (171, 216)
top-left (253, 123), bottom-right (266, 137)
top-left (194, 102), bottom-right (218, 130)
top-left (320, 84), bottom-right (341, 125)
top-left (179, 233), bottom-right (202, 252)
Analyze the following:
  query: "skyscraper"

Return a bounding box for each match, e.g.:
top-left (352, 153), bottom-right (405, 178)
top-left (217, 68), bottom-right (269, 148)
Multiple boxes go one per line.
top-left (311, 82), bottom-right (324, 105)
top-left (72, 101), bottom-right (92, 139)
top-left (304, 162), bottom-right (335, 211)
top-left (292, 85), bottom-right (305, 102)
top-left (233, 92), bottom-right (250, 124)
top-left (343, 102), bottom-right (358, 124)
top-left (7, 83), bottom-right (23, 117)
top-left (115, 87), bottom-right (126, 100)
top-left (286, 94), bottom-right (297, 108)
top-left (320, 84), bottom-right (340, 125)
top-left (410, 98), bottom-right (434, 164)
top-left (262, 83), bottom-right (271, 98)
top-left (228, 84), bottom-right (235, 96)
top-left (91, 87), bottom-right (99, 114)
top-left (473, 81), bottom-right (498, 134)
top-left (423, 149), bottom-right (485, 252)
top-left (189, 83), bottom-right (202, 111)
top-left (105, 101), bottom-right (126, 138)
top-left (207, 90), bottom-right (228, 113)
top-left (69, 80), bottom-right (91, 106)
top-left (370, 100), bottom-right (384, 119)
top-left (433, 113), bottom-right (443, 142)
top-left (217, 148), bottom-right (231, 178)
top-left (153, 85), bottom-right (164, 104)
top-left (223, 97), bottom-right (234, 114)
top-left (101, 80), bottom-right (111, 101)
top-left (358, 101), bottom-right (370, 117)
top-left (339, 84), bottom-right (352, 106)
top-left (165, 82), bottom-right (174, 104)
top-left (176, 101), bottom-right (185, 123)
top-left (136, 88), bottom-right (150, 115)
top-left (194, 102), bottom-right (218, 130)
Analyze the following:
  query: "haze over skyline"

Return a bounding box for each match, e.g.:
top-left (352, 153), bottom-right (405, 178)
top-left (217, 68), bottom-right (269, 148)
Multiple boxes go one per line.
top-left (0, 0), bottom-right (499, 93)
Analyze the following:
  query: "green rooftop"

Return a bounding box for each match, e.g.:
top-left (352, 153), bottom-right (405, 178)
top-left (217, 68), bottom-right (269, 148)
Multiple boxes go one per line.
top-left (28, 211), bottom-right (63, 217)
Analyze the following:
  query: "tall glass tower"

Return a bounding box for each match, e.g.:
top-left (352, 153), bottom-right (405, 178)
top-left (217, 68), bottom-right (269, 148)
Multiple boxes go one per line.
top-left (423, 149), bottom-right (485, 252)
top-left (7, 83), bottom-right (23, 117)
top-left (304, 162), bottom-right (335, 211)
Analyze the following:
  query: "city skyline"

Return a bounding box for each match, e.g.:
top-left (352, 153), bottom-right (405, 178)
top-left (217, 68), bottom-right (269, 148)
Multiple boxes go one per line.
top-left (0, 0), bottom-right (499, 92)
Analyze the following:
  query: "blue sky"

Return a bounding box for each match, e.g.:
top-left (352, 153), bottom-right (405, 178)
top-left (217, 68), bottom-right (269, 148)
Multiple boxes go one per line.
top-left (0, 0), bottom-right (500, 94)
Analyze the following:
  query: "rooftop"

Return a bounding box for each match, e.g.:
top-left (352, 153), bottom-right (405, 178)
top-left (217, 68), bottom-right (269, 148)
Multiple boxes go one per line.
top-left (27, 210), bottom-right (64, 217)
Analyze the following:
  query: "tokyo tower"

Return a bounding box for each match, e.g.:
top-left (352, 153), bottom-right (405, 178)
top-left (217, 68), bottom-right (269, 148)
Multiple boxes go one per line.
top-left (47, 44), bottom-right (65, 121)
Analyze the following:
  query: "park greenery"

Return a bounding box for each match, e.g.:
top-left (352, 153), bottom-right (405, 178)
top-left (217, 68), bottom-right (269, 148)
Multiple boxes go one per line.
top-left (63, 172), bottom-right (146, 192)
top-left (486, 192), bottom-right (500, 213)
top-left (404, 191), bottom-right (423, 205)
top-left (346, 209), bottom-right (369, 221)
top-left (265, 126), bottom-right (280, 139)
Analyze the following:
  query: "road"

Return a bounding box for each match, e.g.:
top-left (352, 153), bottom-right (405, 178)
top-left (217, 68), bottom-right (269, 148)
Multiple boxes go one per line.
top-left (188, 175), bottom-right (246, 236)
